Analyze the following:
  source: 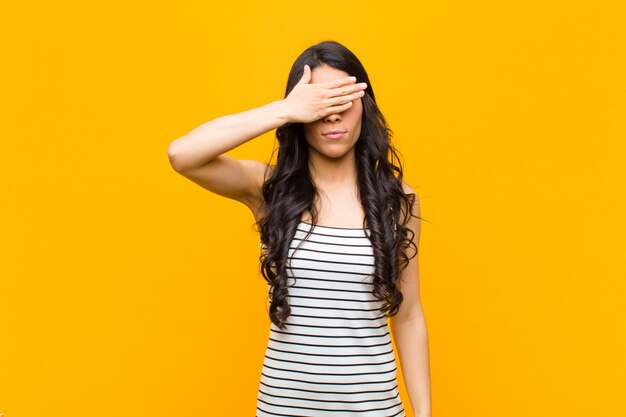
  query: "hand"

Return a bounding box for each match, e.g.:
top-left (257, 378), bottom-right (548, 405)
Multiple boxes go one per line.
top-left (282, 64), bottom-right (367, 124)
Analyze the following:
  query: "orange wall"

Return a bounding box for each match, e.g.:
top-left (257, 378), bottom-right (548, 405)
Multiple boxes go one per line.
top-left (1, 1), bottom-right (625, 416)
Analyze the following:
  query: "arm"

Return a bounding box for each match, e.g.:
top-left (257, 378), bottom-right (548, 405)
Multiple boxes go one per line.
top-left (390, 182), bottom-right (432, 417)
top-left (166, 99), bottom-right (291, 208)
top-left (166, 66), bottom-right (363, 209)
top-left (167, 99), bottom-right (290, 172)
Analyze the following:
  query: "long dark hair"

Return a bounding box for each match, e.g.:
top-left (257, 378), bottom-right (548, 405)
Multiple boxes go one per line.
top-left (257, 40), bottom-right (425, 330)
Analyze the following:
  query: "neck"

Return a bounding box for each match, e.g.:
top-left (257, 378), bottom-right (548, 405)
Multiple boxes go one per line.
top-left (307, 148), bottom-right (358, 189)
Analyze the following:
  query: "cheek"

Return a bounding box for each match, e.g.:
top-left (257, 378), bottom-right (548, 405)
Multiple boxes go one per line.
top-left (347, 101), bottom-right (363, 123)
top-left (349, 97), bottom-right (363, 114)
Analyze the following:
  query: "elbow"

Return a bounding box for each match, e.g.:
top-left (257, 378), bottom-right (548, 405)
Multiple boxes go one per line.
top-left (167, 136), bottom-right (218, 172)
top-left (167, 140), bottom-right (185, 172)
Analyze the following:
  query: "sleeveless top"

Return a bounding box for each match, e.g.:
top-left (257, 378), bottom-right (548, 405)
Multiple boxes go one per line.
top-left (256, 220), bottom-right (406, 417)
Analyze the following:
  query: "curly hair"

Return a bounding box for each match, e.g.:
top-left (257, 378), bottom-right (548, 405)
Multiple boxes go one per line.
top-left (256, 40), bottom-right (426, 330)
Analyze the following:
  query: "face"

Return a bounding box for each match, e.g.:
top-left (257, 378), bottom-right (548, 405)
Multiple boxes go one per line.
top-left (302, 64), bottom-right (363, 159)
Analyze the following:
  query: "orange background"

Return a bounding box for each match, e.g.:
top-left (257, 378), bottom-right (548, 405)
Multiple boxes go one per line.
top-left (1, 1), bottom-right (625, 416)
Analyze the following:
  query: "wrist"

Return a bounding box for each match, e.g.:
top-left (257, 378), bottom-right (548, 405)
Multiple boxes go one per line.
top-left (270, 99), bottom-right (293, 124)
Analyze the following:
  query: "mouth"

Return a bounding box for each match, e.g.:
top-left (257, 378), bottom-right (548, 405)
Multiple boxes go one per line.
top-left (322, 130), bottom-right (348, 139)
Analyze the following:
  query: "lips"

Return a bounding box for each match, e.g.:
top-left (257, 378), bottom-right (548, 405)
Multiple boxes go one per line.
top-left (322, 130), bottom-right (347, 135)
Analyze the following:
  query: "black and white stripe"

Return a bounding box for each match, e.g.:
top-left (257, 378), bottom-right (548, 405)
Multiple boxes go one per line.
top-left (256, 221), bottom-right (406, 417)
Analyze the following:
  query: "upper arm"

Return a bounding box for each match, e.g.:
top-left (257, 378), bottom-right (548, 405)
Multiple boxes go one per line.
top-left (391, 181), bottom-right (423, 323)
top-left (172, 154), bottom-right (271, 209)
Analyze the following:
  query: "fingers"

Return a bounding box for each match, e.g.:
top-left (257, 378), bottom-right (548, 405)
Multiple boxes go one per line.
top-left (325, 101), bottom-right (354, 115)
top-left (318, 89), bottom-right (364, 120)
top-left (322, 75), bottom-right (358, 89)
top-left (326, 82), bottom-right (367, 99)
top-left (327, 89), bottom-right (365, 108)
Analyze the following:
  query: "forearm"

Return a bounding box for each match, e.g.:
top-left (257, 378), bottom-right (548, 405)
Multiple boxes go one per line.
top-left (390, 313), bottom-right (432, 416)
top-left (167, 99), bottom-right (291, 172)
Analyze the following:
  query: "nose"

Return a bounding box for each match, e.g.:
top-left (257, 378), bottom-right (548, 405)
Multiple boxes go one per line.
top-left (324, 112), bottom-right (341, 122)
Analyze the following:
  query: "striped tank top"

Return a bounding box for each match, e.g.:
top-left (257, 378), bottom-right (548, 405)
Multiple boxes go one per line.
top-left (256, 220), bottom-right (406, 417)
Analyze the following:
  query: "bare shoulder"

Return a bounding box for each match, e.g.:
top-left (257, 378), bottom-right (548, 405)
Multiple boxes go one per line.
top-left (400, 180), bottom-right (421, 241)
top-left (401, 180), bottom-right (414, 195)
top-left (401, 180), bottom-right (420, 209)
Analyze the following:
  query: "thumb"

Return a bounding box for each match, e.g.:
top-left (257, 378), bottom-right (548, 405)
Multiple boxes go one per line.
top-left (298, 64), bottom-right (311, 85)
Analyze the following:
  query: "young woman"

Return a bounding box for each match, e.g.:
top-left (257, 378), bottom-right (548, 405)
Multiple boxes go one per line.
top-left (168, 40), bottom-right (432, 417)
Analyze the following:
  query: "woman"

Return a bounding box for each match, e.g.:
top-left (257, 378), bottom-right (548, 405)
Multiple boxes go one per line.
top-left (168, 40), bottom-right (432, 417)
